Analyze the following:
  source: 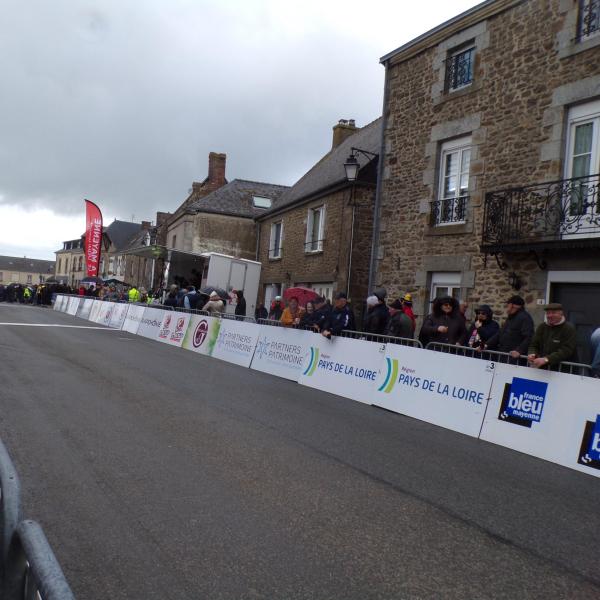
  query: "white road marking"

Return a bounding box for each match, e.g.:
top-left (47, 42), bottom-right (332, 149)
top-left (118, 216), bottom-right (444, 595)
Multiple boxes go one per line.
top-left (0, 323), bottom-right (118, 329)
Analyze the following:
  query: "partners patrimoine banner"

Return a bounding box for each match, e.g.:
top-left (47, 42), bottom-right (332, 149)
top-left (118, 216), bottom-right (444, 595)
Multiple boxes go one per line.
top-left (84, 199), bottom-right (103, 277)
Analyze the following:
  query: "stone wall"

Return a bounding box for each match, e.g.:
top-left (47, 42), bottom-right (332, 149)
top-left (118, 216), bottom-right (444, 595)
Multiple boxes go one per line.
top-left (192, 213), bottom-right (257, 259)
top-left (378, 0), bottom-right (600, 326)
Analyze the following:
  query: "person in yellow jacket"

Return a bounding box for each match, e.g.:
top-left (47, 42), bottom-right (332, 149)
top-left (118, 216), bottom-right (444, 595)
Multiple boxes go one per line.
top-left (128, 286), bottom-right (140, 303)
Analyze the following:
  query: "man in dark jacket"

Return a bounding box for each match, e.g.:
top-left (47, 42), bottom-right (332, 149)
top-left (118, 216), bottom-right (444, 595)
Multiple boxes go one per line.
top-left (527, 303), bottom-right (577, 369)
top-left (419, 296), bottom-right (467, 347)
top-left (312, 295), bottom-right (331, 332)
top-left (234, 290), bottom-right (247, 317)
top-left (321, 292), bottom-right (355, 338)
top-left (466, 305), bottom-right (499, 349)
top-left (364, 290), bottom-right (389, 334)
top-left (485, 295), bottom-right (534, 358)
top-left (384, 299), bottom-right (413, 339)
top-left (183, 286), bottom-right (201, 310)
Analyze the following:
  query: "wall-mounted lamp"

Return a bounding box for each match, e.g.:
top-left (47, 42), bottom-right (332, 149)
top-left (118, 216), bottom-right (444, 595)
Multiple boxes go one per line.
top-left (343, 147), bottom-right (379, 182)
top-left (508, 271), bottom-right (521, 290)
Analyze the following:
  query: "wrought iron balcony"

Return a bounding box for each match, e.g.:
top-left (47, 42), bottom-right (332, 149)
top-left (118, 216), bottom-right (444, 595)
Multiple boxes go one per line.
top-left (430, 195), bottom-right (468, 226)
top-left (577, 0), bottom-right (599, 41)
top-left (481, 173), bottom-right (600, 252)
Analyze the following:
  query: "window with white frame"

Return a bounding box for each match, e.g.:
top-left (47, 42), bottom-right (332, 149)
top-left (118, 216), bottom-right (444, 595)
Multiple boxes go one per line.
top-left (430, 272), bottom-right (461, 302)
top-left (27, 274), bottom-right (32, 284)
top-left (433, 137), bottom-right (471, 225)
top-left (305, 206), bottom-right (325, 252)
top-left (445, 44), bottom-right (475, 92)
top-left (269, 221), bottom-right (283, 259)
top-left (577, 0), bottom-right (599, 41)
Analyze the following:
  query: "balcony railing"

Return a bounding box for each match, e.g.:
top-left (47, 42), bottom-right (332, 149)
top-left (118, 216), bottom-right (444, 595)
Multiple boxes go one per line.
top-left (481, 173), bottom-right (600, 251)
top-left (577, 0), bottom-right (599, 41)
top-left (430, 195), bottom-right (468, 226)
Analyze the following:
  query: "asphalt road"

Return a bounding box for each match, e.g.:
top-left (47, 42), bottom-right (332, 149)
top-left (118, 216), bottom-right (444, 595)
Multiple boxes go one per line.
top-left (0, 303), bottom-right (599, 599)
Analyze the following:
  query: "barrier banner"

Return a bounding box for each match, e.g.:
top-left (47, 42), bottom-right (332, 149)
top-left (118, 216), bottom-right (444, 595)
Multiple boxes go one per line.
top-left (53, 295), bottom-right (64, 311)
top-left (108, 303), bottom-right (129, 329)
top-left (156, 311), bottom-right (191, 347)
top-left (136, 308), bottom-right (166, 339)
top-left (212, 319), bottom-right (260, 368)
top-left (77, 298), bottom-right (94, 320)
top-left (66, 297), bottom-right (80, 316)
top-left (94, 301), bottom-right (114, 326)
top-left (480, 363), bottom-right (600, 478)
top-left (250, 326), bottom-right (314, 381)
top-left (181, 314), bottom-right (220, 356)
top-left (298, 335), bottom-right (386, 404)
top-left (88, 300), bottom-right (102, 323)
top-left (122, 305), bottom-right (146, 334)
top-left (373, 345), bottom-right (494, 438)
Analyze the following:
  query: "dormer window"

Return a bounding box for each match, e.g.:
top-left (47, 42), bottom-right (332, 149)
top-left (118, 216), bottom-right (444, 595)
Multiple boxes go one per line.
top-left (253, 196), bottom-right (272, 209)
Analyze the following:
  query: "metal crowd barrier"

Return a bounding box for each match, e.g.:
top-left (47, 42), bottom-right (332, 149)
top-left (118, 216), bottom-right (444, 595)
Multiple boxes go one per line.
top-left (558, 361), bottom-right (593, 376)
top-left (340, 330), bottom-right (422, 348)
top-left (0, 439), bottom-right (74, 599)
top-left (257, 318), bottom-right (285, 327)
top-left (220, 313), bottom-right (256, 323)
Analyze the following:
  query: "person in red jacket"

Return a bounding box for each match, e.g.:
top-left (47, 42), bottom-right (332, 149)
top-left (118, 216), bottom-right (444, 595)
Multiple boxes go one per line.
top-left (402, 293), bottom-right (416, 331)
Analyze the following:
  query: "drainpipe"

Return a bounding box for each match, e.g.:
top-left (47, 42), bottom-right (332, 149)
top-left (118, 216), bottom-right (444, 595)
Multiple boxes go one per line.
top-left (255, 220), bottom-right (261, 262)
top-left (346, 187), bottom-right (356, 297)
top-left (367, 60), bottom-right (390, 296)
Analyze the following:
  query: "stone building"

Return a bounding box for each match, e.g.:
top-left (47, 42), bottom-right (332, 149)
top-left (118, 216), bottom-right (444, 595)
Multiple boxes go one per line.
top-left (256, 118), bottom-right (381, 319)
top-left (375, 0), bottom-right (600, 361)
top-left (0, 255), bottom-right (55, 285)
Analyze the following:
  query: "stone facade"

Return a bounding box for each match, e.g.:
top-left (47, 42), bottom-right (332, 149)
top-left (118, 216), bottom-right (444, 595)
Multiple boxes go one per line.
top-left (377, 0), bottom-right (600, 348)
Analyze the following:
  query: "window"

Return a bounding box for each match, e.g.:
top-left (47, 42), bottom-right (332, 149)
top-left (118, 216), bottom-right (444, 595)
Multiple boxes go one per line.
top-left (11, 273), bottom-right (18, 282)
top-left (40, 276), bottom-right (45, 283)
top-left (0, 272), bottom-right (3, 281)
top-left (109, 257), bottom-right (114, 274)
top-left (172, 235), bottom-right (177, 248)
top-left (445, 45), bottom-right (475, 92)
top-left (305, 206), bottom-right (325, 252)
top-left (27, 274), bottom-right (32, 284)
top-left (65, 259), bottom-right (69, 273)
top-left (264, 283), bottom-right (282, 309)
top-left (253, 196), bottom-right (272, 209)
top-left (78, 256), bottom-right (83, 271)
top-left (312, 283), bottom-right (334, 302)
top-left (578, 0), bottom-right (599, 41)
top-left (433, 137), bottom-right (471, 225)
top-left (269, 221), bottom-right (283, 259)
top-left (57, 258), bottom-right (61, 273)
top-left (430, 272), bottom-right (461, 302)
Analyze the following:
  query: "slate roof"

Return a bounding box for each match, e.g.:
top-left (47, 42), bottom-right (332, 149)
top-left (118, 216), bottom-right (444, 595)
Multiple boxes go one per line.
top-left (0, 255), bottom-right (55, 274)
top-left (258, 117), bottom-right (382, 218)
top-left (187, 179), bottom-right (290, 218)
top-left (104, 220), bottom-right (143, 251)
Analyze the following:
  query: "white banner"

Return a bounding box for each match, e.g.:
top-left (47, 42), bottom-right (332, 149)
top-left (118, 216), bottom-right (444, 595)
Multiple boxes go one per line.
top-left (76, 298), bottom-right (94, 320)
top-left (94, 301), bottom-right (114, 326)
top-left (53, 294), bottom-right (65, 311)
top-left (250, 326), bottom-right (314, 382)
top-left (108, 303), bottom-right (130, 329)
top-left (66, 297), bottom-right (80, 316)
top-left (298, 335), bottom-right (386, 404)
top-left (212, 318), bottom-right (260, 368)
top-left (88, 300), bottom-right (102, 323)
top-left (136, 307), bottom-right (166, 339)
top-left (122, 304), bottom-right (146, 335)
top-left (156, 311), bottom-right (191, 347)
top-left (480, 363), bottom-right (600, 478)
top-left (181, 314), bottom-right (220, 355)
top-left (372, 345), bottom-right (495, 438)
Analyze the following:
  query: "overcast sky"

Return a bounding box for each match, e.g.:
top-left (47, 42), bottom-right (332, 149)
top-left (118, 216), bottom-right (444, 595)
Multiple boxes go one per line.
top-left (0, 0), bottom-right (481, 260)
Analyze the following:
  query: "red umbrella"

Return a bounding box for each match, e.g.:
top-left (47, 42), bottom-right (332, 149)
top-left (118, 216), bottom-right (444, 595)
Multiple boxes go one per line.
top-left (283, 286), bottom-right (318, 307)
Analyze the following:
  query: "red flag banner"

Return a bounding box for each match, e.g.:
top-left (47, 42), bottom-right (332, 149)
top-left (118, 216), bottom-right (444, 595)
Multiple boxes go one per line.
top-left (84, 199), bottom-right (103, 277)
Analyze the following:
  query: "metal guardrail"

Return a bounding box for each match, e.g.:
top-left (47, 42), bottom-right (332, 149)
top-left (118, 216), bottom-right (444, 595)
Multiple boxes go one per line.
top-left (220, 313), bottom-right (256, 323)
top-left (257, 318), bottom-right (285, 327)
top-left (340, 330), bottom-right (422, 348)
top-left (0, 439), bottom-right (74, 599)
top-left (558, 361), bottom-right (593, 376)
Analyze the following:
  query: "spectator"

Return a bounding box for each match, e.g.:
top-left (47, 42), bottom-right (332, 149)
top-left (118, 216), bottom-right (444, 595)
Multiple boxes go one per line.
top-left (268, 296), bottom-right (284, 320)
top-left (527, 303), bottom-right (577, 370)
top-left (164, 285), bottom-right (179, 308)
top-left (402, 293), bottom-right (416, 331)
top-left (459, 299), bottom-right (469, 323)
top-left (128, 285), bottom-right (140, 303)
top-left (312, 296), bottom-right (331, 332)
top-left (419, 296), bottom-right (467, 347)
top-left (364, 291), bottom-right (389, 334)
top-left (234, 290), bottom-right (247, 318)
top-left (299, 301), bottom-right (318, 329)
top-left (485, 295), bottom-right (534, 359)
top-left (184, 286), bottom-right (201, 310)
top-left (255, 303), bottom-right (268, 320)
top-left (591, 327), bottom-right (600, 378)
top-left (321, 292), bottom-right (355, 339)
top-left (202, 290), bottom-right (225, 314)
top-left (466, 305), bottom-right (499, 350)
top-left (78, 285), bottom-right (85, 297)
top-left (280, 296), bottom-right (303, 327)
top-left (385, 299), bottom-right (413, 339)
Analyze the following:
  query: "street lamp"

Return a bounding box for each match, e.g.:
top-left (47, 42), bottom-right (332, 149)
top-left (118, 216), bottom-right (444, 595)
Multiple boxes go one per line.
top-left (343, 147), bottom-right (378, 183)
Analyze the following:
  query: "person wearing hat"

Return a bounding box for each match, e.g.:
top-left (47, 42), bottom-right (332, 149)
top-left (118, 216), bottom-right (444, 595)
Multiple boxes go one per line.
top-left (401, 293), bottom-right (416, 331)
top-left (311, 295), bottom-right (331, 332)
top-left (364, 291), bottom-right (389, 335)
top-left (202, 290), bottom-right (225, 314)
top-left (527, 303), bottom-right (577, 369)
top-left (485, 295), bottom-right (534, 359)
top-left (419, 295), bottom-right (467, 347)
top-left (465, 304), bottom-right (499, 350)
top-left (321, 291), bottom-right (355, 339)
top-left (268, 295), bottom-right (284, 320)
top-left (384, 299), bottom-right (413, 339)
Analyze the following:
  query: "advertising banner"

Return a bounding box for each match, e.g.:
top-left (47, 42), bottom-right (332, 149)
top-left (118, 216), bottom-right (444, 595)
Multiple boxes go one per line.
top-left (480, 363), bottom-right (600, 478)
top-left (122, 305), bottom-right (146, 335)
top-left (181, 314), bottom-right (220, 356)
top-left (372, 345), bottom-right (495, 438)
top-left (53, 295), bottom-right (64, 311)
top-left (76, 298), bottom-right (94, 320)
top-left (88, 300), bottom-right (102, 323)
top-left (66, 297), bottom-right (80, 316)
top-left (84, 199), bottom-right (103, 277)
top-left (250, 326), bottom-right (315, 382)
top-left (108, 303), bottom-right (130, 329)
top-left (298, 335), bottom-right (386, 404)
top-left (136, 308), bottom-right (166, 339)
top-left (156, 311), bottom-right (191, 347)
top-left (212, 319), bottom-right (260, 368)
top-left (94, 301), bottom-right (114, 326)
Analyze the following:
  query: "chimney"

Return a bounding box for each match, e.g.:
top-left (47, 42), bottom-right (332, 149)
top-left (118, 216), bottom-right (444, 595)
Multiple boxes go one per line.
top-left (208, 152), bottom-right (226, 186)
top-left (141, 220), bottom-right (151, 230)
top-left (332, 119), bottom-right (357, 149)
top-left (155, 211), bottom-right (170, 226)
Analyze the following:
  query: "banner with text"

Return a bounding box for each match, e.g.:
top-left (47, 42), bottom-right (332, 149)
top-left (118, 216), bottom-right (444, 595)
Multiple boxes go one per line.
top-left (53, 295), bottom-right (65, 311)
top-left (250, 326), bottom-right (314, 381)
top-left (122, 304), bottom-right (146, 334)
top-left (88, 300), bottom-right (102, 323)
top-left (136, 308), bottom-right (166, 339)
top-left (94, 301), bottom-right (114, 326)
top-left (212, 319), bottom-right (260, 368)
top-left (76, 298), bottom-right (94, 320)
top-left (373, 345), bottom-right (495, 438)
top-left (84, 199), bottom-right (103, 277)
top-left (480, 363), bottom-right (600, 478)
top-left (181, 314), bottom-right (220, 356)
top-left (298, 335), bottom-right (386, 404)
top-left (108, 303), bottom-right (130, 329)
top-left (156, 311), bottom-right (192, 347)
top-left (66, 297), bottom-right (80, 316)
